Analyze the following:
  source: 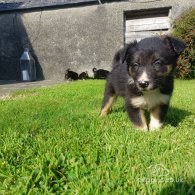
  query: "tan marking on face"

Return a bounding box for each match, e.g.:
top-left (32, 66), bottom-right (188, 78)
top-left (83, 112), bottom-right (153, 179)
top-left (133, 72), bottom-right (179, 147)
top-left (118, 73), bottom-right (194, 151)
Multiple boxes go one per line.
top-left (158, 64), bottom-right (173, 76)
top-left (149, 106), bottom-right (163, 131)
top-left (128, 66), bottom-right (133, 75)
top-left (167, 65), bottom-right (173, 74)
top-left (100, 96), bottom-right (116, 116)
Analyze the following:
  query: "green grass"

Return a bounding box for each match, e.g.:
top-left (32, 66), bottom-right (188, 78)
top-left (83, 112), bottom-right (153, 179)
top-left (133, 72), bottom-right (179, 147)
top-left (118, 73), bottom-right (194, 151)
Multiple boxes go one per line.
top-left (0, 80), bottom-right (195, 194)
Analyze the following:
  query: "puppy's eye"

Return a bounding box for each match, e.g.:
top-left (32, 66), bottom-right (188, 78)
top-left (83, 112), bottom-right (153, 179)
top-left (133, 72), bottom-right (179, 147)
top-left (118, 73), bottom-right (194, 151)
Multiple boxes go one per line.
top-left (154, 60), bottom-right (162, 70)
top-left (131, 63), bottom-right (139, 71)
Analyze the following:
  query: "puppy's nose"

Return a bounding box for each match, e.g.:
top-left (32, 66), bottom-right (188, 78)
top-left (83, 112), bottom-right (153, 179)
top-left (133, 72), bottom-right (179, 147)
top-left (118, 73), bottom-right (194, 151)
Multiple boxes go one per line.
top-left (138, 81), bottom-right (149, 89)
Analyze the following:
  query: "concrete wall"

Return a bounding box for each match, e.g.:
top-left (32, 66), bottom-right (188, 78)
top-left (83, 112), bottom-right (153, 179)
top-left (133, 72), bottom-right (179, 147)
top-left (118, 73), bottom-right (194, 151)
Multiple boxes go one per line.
top-left (0, 0), bottom-right (195, 80)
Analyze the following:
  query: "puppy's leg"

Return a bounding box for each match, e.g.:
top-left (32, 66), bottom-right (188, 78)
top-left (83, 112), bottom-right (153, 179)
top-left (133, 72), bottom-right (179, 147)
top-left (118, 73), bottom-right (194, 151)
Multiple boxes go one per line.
top-left (100, 83), bottom-right (116, 116)
top-left (149, 104), bottom-right (169, 131)
top-left (125, 101), bottom-right (148, 131)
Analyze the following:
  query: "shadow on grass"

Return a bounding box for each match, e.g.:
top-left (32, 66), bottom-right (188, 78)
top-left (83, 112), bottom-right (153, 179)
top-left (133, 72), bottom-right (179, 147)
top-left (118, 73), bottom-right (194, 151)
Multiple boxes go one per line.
top-left (160, 178), bottom-right (195, 195)
top-left (166, 107), bottom-right (191, 127)
top-left (109, 106), bottom-right (191, 128)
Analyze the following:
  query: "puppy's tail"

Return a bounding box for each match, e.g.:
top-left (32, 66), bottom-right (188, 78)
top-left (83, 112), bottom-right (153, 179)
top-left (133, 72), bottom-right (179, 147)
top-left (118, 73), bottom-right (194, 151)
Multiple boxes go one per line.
top-left (93, 68), bottom-right (97, 73)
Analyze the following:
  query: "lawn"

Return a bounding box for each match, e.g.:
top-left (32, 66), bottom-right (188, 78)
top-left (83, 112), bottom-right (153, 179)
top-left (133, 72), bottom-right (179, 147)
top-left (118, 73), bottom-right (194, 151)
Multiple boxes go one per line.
top-left (0, 80), bottom-right (194, 194)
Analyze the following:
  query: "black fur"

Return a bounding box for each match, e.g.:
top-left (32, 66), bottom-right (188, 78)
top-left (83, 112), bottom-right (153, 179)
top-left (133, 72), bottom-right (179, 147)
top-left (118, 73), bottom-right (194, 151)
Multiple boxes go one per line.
top-left (93, 68), bottom-right (110, 79)
top-left (79, 71), bottom-right (89, 80)
top-left (101, 36), bottom-right (186, 131)
top-left (65, 69), bottom-right (78, 81)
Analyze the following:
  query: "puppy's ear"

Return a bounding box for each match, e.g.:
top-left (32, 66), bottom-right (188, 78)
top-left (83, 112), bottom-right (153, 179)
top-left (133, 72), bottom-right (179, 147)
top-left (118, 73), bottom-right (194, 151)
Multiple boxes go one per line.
top-left (121, 41), bottom-right (137, 64)
top-left (161, 35), bottom-right (186, 56)
top-left (113, 41), bottom-right (137, 65)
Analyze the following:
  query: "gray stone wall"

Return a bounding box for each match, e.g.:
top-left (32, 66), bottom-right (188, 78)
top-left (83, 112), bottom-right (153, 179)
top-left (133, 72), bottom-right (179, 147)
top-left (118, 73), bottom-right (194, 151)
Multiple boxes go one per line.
top-left (0, 0), bottom-right (195, 80)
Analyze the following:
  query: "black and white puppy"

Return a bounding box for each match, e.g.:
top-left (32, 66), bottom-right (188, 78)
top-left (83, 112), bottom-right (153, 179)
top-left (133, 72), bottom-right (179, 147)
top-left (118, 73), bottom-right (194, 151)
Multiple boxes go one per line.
top-left (100, 36), bottom-right (186, 131)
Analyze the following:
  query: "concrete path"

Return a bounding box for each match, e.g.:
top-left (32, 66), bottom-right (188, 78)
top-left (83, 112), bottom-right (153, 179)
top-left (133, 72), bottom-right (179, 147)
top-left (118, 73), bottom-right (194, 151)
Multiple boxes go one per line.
top-left (0, 80), bottom-right (64, 97)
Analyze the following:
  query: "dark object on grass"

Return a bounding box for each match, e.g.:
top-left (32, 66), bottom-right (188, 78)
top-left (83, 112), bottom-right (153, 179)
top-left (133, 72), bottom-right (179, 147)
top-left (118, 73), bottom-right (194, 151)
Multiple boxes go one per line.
top-left (93, 68), bottom-right (109, 79)
top-left (78, 71), bottom-right (89, 80)
top-left (65, 69), bottom-right (78, 81)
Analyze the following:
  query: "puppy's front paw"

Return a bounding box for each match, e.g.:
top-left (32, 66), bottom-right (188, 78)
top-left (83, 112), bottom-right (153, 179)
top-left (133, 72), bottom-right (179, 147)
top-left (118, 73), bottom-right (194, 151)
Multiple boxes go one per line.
top-left (141, 125), bottom-right (149, 132)
top-left (100, 110), bottom-right (108, 117)
top-left (149, 118), bottom-right (163, 131)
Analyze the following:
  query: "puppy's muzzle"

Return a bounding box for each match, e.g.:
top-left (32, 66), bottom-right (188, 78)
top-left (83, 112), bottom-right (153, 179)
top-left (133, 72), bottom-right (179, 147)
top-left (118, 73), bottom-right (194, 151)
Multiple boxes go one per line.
top-left (138, 80), bottom-right (149, 89)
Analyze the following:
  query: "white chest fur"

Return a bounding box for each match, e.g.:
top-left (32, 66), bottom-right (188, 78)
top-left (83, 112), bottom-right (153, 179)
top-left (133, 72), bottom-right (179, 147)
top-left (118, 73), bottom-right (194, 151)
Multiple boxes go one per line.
top-left (130, 89), bottom-right (170, 110)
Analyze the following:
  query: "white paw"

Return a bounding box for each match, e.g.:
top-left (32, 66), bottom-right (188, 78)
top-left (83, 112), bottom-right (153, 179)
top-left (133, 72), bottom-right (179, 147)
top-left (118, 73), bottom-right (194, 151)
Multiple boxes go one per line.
top-left (149, 117), bottom-right (163, 131)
